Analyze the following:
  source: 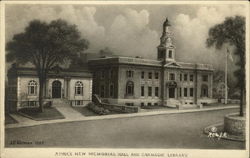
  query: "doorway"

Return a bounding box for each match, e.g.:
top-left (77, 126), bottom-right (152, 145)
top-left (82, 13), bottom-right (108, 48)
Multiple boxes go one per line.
top-left (52, 80), bottom-right (61, 98)
top-left (169, 88), bottom-right (175, 98)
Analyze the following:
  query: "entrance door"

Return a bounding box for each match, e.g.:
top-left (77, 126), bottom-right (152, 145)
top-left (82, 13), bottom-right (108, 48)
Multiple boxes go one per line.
top-left (52, 81), bottom-right (61, 98)
top-left (169, 88), bottom-right (175, 98)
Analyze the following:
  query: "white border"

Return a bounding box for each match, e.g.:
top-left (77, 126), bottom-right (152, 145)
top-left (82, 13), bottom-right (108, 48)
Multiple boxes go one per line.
top-left (0, 1), bottom-right (249, 158)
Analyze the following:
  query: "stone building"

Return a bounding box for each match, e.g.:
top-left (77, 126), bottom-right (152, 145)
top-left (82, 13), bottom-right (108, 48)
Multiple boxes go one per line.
top-left (88, 18), bottom-right (215, 107)
top-left (7, 65), bottom-right (92, 112)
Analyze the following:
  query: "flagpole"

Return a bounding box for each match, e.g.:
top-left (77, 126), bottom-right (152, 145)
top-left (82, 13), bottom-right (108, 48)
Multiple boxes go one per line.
top-left (225, 48), bottom-right (228, 104)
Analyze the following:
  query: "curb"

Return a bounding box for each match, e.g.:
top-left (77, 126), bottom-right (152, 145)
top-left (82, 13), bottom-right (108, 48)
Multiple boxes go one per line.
top-left (5, 105), bottom-right (239, 129)
top-left (203, 122), bottom-right (245, 142)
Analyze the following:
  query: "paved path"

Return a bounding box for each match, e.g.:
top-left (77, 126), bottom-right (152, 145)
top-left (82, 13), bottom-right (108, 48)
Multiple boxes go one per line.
top-left (5, 105), bottom-right (239, 129)
top-left (5, 108), bottom-right (244, 149)
top-left (55, 106), bottom-right (83, 119)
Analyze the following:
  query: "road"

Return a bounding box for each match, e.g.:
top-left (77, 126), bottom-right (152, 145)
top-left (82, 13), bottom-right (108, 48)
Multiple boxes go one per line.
top-left (5, 108), bottom-right (245, 149)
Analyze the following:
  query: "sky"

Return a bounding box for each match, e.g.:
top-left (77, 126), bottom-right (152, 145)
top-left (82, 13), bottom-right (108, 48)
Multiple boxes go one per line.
top-left (5, 4), bottom-right (246, 72)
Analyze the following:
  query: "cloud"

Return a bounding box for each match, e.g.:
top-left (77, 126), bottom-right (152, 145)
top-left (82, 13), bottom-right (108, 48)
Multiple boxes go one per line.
top-left (172, 5), bottom-right (246, 70)
top-left (5, 4), bottom-right (246, 69)
top-left (106, 8), bottom-right (159, 58)
top-left (6, 5), bottom-right (159, 59)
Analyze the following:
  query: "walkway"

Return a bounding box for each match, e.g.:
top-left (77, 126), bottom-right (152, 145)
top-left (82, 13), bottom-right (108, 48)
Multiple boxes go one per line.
top-left (5, 104), bottom-right (239, 129)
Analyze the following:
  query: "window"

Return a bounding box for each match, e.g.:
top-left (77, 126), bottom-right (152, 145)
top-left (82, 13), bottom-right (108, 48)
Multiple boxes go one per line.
top-left (155, 72), bottom-right (159, 79)
top-left (141, 71), bottom-right (145, 79)
top-left (126, 81), bottom-right (134, 95)
top-left (148, 72), bottom-right (152, 79)
top-left (184, 88), bottom-right (188, 97)
top-left (154, 103), bottom-right (158, 106)
top-left (148, 103), bottom-right (152, 106)
top-left (28, 80), bottom-right (38, 95)
top-left (100, 85), bottom-right (105, 97)
top-left (75, 100), bottom-right (83, 106)
top-left (109, 84), bottom-right (114, 97)
top-left (169, 73), bottom-right (175, 80)
top-left (75, 81), bottom-right (83, 95)
top-left (141, 86), bottom-right (145, 97)
top-left (141, 103), bottom-right (144, 107)
top-left (101, 70), bottom-right (105, 79)
top-left (28, 101), bottom-right (37, 107)
top-left (126, 70), bottom-right (134, 78)
top-left (110, 70), bottom-right (114, 78)
top-left (155, 87), bottom-right (159, 97)
top-left (190, 74), bottom-right (194, 82)
top-left (180, 74), bottom-right (182, 81)
top-left (201, 85), bottom-right (208, 97)
top-left (168, 50), bottom-right (173, 58)
top-left (126, 103), bottom-right (134, 106)
top-left (179, 88), bottom-right (182, 97)
top-left (202, 75), bottom-right (208, 82)
top-left (184, 74), bottom-right (188, 81)
top-left (148, 87), bottom-right (152, 96)
top-left (190, 88), bottom-right (194, 97)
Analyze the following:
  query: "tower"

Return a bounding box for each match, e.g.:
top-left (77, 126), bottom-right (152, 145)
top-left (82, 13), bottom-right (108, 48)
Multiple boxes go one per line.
top-left (157, 17), bottom-right (175, 62)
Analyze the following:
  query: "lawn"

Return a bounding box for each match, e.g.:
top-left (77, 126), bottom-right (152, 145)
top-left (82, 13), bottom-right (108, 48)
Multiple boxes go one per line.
top-left (18, 107), bottom-right (65, 121)
top-left (141, 105), bottom-right (170, 109)
top-left (72, 106), bottom-right (98, 116)
top-left (5, 114), bottom-right (18, 125)
top-left (73, 106), bottom-right (124, 116)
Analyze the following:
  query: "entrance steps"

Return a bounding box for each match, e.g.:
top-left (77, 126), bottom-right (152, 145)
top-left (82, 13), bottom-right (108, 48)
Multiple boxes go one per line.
top-left (165, 99), bottom-right (181, 108)
top-left (164, 99), bottom-right (200, 109)
top-left (52, 99), bottom-right (70, 107)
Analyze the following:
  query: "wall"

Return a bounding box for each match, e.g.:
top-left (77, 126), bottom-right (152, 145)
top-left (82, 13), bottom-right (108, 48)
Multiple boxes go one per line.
top-left (68, 78), bottom-right (92, 106)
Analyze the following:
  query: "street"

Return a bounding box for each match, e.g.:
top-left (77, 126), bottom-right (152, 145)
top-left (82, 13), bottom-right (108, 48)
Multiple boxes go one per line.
top-left (5, 108), bottom-right (244, 149)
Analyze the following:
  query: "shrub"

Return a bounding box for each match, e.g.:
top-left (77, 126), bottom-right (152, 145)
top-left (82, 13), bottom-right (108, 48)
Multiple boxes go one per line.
top-left (87, 102), bottom-right (110, 115)
top-left (43, 101), bottom-right (52, 108)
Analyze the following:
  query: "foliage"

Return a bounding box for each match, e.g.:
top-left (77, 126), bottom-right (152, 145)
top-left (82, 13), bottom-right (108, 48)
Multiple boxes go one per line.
top-left (206, 16), bottom-right (245, 116)
top-left (6, 19), bottom-right (89, 112)
top-left (87, 102), bottom-right (110, 115)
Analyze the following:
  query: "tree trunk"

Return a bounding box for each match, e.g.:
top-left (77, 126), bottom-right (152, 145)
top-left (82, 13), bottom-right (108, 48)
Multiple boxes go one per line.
top-left (38, 79), bottom-right (44, 113)
top-left (239, 63), bottom-right (245, 117)
top-left (239, 86), bottom-right (244, 116)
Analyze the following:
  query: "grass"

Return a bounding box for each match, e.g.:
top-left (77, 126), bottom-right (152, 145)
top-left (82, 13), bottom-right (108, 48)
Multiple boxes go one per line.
top-left (141, 105), bottom-right (169, 109)
top-left (5, 114), bottom-right (18, 125)
top-left (73, 106), bottom-right (124, 117)
top-left (18, 107), bottom-right (65, 121)
top-left (72, 106), bottom-right (98, 116)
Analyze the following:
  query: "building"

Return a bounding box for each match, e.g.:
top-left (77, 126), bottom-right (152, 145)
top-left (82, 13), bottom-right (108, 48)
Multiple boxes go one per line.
top-left (7, 64), bottom-right (92, 112)
top-left (88, 18), bottom-right (214, 107)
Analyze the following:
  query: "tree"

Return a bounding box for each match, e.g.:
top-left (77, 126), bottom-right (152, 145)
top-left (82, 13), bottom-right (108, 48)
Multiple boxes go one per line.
top-left (6, 19), bottom-right (89, 112)
top-left (206, 16), bottom-right (245, 116)
top-left (99, 47), bottom-right (115, 57)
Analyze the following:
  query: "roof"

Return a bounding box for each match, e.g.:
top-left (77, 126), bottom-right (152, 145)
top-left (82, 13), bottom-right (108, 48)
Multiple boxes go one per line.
top-left (88, 56), bottom-right (214, 71)
top-left (7, 67), bottom-right (92, 78)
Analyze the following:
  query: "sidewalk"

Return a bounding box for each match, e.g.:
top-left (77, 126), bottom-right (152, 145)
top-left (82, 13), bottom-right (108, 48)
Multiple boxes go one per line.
top-left (5, 105), bottom-right (239, 129)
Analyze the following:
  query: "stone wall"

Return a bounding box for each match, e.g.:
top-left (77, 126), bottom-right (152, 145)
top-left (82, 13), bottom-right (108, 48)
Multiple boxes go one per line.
top-left (224, 113), bottom-right (246, 136)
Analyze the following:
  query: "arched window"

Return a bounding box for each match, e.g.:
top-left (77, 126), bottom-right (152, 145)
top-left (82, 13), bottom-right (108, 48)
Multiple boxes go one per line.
top-left (28, 80), bottom-right (38, 95)
top-left (201, 84), bottom-right (208, 97)
top-left (75, 81), bottom-right (83, 95)
top-left (126, 81), bottom-right (134, 95)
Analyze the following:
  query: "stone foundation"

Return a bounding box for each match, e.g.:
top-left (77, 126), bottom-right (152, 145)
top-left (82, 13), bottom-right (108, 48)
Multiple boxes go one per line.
top-left (224, 113), bottom-right (245, 136)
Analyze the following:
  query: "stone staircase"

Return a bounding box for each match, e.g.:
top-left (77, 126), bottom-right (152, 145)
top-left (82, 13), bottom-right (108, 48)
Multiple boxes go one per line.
top-left (165, 99), bottom-right (200, 109)
top-left (52, 99), bottom-right (70, 107)
top-left (164, 99), bottom-right (181, 108)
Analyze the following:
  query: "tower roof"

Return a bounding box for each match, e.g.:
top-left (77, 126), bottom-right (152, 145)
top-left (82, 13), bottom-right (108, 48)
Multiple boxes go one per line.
top-left (163, 17), bottom-right (171, 27)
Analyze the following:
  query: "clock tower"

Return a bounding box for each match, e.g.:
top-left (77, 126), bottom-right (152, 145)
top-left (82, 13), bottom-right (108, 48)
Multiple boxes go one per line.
top-left (157, 17), bottom-right (175, 62)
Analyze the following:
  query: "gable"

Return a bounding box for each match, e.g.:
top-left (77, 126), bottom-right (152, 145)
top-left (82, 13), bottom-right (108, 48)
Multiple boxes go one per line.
top-left (164, 62), bottom-right (181, 67)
